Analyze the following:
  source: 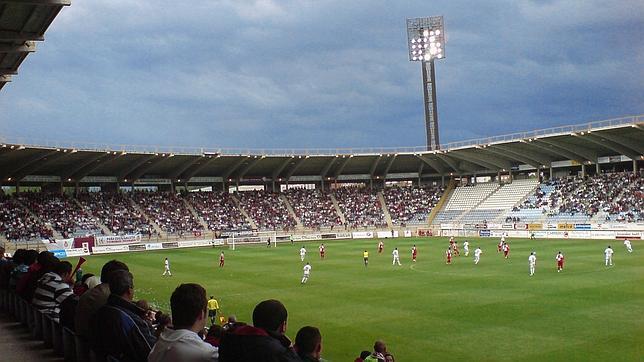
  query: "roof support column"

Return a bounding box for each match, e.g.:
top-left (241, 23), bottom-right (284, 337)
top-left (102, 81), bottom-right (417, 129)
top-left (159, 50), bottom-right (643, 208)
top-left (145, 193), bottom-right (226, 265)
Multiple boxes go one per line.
top-left (596, 162), bottom-right (600, 175)
top-left (633, 160), bottom-right (638, 175)
top-left (441, 175), bottom-right (445, 187)
top-left (549, 166), bottom-right (554, 180)
top-left (581, 164), bottom-right (586, 178)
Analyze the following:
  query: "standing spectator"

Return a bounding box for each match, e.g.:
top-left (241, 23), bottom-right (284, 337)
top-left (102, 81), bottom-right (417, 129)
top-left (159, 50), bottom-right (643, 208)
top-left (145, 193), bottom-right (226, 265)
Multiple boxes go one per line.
top-left (32, 260), bottom-right (73, 322)
top-left (219, 299), bottom-right (299, 361)
top-left (149, 283), bottom-right (219, 362)
top-left (75, 259), bottom-right (129, 338)
top-left (294, 326), bottom-right (323, 361)
top-left (92, 270), bottom-right (157, 362)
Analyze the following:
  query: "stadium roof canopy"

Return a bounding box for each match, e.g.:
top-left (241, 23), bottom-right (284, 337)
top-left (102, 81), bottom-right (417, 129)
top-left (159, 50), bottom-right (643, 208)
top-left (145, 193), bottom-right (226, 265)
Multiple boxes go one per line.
top-left (1, 115), bottom-right (642, 186)
top-left (0, 0), bottom-right (70, 91)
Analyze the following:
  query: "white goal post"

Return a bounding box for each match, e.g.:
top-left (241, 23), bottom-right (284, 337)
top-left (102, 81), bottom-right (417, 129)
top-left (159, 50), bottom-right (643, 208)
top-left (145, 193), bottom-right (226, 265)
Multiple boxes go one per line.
top-left (228, 231), bottom-right (278, 250)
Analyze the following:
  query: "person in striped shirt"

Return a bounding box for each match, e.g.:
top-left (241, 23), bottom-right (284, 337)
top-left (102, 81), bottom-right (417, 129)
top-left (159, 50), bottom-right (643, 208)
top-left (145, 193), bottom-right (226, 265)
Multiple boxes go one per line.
top-left (32, 260), bottom-right (73, 322)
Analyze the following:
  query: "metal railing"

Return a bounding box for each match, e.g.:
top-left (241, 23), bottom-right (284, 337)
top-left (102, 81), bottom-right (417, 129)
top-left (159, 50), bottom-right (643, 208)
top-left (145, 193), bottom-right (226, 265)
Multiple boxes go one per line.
top-left (1, 115), bottom-right (641, 156)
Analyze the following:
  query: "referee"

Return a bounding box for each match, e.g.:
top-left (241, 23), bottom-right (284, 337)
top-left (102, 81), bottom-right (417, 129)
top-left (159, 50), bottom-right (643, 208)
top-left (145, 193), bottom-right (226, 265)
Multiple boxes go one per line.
top-left (207, 295), bottom-right (220, 325)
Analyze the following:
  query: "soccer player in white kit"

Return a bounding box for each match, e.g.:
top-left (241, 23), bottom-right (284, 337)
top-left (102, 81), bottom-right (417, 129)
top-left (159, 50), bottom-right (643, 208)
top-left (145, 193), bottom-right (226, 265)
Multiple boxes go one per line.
top-left (604, 245), bottom-right (614, 266)
top-left (528, 252), bottom-right (536, 276)
top-left (463, 240), bottom-right (470, 256)
top-left (392, 248), bottom-right (401, 266)
top-left (473, 247), bottom-right (482, 265)
top-left (623, 239), bottom-right (633, 253)
top-left (162, 257), bottom-right (172, 276)
top-left (300, 246), bottom-right (307, 261)
top-left (301, 262), bottom-right (311, 284)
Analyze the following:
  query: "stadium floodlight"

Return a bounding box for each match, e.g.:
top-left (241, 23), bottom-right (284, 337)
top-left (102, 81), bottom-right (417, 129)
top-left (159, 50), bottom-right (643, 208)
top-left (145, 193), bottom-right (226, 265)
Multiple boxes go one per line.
top-left (406, 16), bottom-right (445, 151)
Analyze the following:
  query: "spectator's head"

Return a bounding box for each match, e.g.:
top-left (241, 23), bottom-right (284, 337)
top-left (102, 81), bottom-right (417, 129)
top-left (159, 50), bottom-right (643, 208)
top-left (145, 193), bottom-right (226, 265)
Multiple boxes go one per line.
top-left (252, 299), bottom-right (288, 334)
top-left (12, 249), bottom-right (25, 264)
top-left (360, 351), bottom-right (371, 360)
top-left (80, 273), bottom-right (95, 285)
top-left (384, 353), bottom-right (395, 362)
top-left (24, 250), bottom-right (38, 266)
top-left (100, 259), bottom-right (129, 284)
top-left (295, 326), bottom-right (322, 360)
top-left (170, 283), bottom-right (208, 332)
top-left (374, 340), bottom-right (387, 354)
top-left (54, 261), bottom-right (73, 280)
top-left (227, 315), bottom-right (237, 324)
top-left (109, 270), bottom-right (134, 301)
top-left (84, 275), bottom-right (100, 289)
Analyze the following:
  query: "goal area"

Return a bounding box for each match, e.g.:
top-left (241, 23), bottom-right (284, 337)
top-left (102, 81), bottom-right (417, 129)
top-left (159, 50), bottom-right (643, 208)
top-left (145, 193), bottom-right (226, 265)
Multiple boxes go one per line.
top-left (227, 231), bottom-right (278, 250)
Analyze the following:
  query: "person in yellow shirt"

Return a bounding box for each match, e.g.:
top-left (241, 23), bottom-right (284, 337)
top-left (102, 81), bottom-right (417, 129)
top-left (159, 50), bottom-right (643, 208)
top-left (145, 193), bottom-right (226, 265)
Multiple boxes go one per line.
top-left (363, 250), bottom-right (369, 267)
top-left (207, 295), bottom-right (219, 325)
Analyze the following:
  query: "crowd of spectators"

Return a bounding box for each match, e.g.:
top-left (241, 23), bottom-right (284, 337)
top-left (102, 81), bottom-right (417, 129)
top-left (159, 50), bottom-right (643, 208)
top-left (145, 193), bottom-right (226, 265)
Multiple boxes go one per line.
top-left (77, 192), bottom-right (154, 236)
top-left (383, 186), bottom-right (444, 225)
top-left (519, 172), bottom-right (642, 221)
top-left (16, 193), bottom-right (100, 238)
top-left (0, 196), bottom-right (52, 241)
top-left (333, 187), bottom-right (386, 228)
top-left (184, 192), bottom-right (251, 232)
top-left (131, 191), bottom-right (204, 235)
top-left (284, 189), bottom-right (342, 229)
top-left (236, 191), bottom-right (297, 231)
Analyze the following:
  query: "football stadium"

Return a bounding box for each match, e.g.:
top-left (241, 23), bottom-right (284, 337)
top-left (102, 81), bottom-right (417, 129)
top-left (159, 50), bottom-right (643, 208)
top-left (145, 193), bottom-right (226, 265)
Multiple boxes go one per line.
top-left (0, 2), bottom-right (642, 362)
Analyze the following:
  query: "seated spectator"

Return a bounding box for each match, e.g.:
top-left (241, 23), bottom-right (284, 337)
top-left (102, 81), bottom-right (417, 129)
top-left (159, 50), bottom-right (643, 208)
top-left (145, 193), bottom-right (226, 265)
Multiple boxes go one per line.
top-left (205, 324), bottom-right (224, 347)
top-left (384, 353), bottom-right (395, 362)
top-left (9, 249), bottom-right (37, 290)
top-left (364, 340), bottom-right (387, 362)
top-left (294, 326), bottom-right (323, 362)
top-left (219, 299), bottom-right (300, 361)
top-left (16, 250), bottom-right (57, 301)
top-left (60, 274), bottom-right (99, 331)
top-left (75, 259), bottom-right (129, 338)
top-left (149, 283), bottom-right (219, 362)
top-left (32, 260), bottom-right (73, 322)
top-left (73, 273), bottom-right (96, 296)
top-left (92, 269), bottom-right (157, 362)
top-left (355, 351), bottom-right (372, 362)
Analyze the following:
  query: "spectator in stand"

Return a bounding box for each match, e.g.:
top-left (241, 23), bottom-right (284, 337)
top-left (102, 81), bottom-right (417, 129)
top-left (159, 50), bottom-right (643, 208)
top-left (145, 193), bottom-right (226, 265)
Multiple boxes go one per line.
top-left (149, 283), bottom-right (219, 362)
top-left (334, 187), bottom-right (386, 229)
top-left (92, 269), bottom-right (157, 362)
top-left (285, 189), bottom-right (341, 229)
top-left (237, 191), bottom-right (297, 231)
top-left (205, 324), bottom-right (224, 347)
top-left (219, 299), bottom-right (300, 361)
top-left (72, 273), bottom-right (97, 296)
top-left (16, 250), bottom-right (57, 301)
top-left (294, 326), bottom-right (323, 361)
top-left (75, 259), bottom-right (129, 338)
top-left (32, 260), bottom-right (73, 322)
top-left (9, 249), bottom-right (37, 290)
top-left (364, 340), bottom-right (388, 362)
top-left (59, 275), bottom-right (100, 332)
top-left (355, 351), bottom-right (372, 362)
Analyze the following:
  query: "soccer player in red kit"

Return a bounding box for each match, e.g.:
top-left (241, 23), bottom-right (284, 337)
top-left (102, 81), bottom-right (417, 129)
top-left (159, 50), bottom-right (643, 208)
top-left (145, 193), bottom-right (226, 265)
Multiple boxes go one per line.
top-left (319, 244), bottom-right (325, 259)
top-left (219, 251), bottom-right (225, 267)
top-left (498, 240), bottom-right (504, 253)
top-left (445, 248), bottom-right (452, 264)
top-left (502, 242), bottom-right (510, 259)
top-left (453, 241), bottom-right (460, 256)
top-left (555, 251), bottom-right (564, 272)
top-left (411, 245), bottom-right (418, 262)
top-left (378, 241), bottom-right (384, 254)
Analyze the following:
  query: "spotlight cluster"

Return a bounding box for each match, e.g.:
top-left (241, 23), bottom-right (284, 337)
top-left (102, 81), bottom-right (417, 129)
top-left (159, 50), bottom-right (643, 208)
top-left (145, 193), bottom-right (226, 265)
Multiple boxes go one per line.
top-left (406, 16), bottom-right (445, 62)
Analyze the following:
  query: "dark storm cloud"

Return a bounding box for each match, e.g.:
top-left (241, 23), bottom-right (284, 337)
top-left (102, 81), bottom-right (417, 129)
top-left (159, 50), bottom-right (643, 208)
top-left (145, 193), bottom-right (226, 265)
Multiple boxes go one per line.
top-left (0, 0), bottom-right (642, 150)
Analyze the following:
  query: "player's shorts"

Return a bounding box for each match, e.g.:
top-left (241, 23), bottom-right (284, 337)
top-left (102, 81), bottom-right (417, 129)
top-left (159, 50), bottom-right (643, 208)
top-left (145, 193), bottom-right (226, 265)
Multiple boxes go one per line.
top-left (208, 310), bottom-right (217, 317)
top-left (364, 257), bottom-right (368, 262)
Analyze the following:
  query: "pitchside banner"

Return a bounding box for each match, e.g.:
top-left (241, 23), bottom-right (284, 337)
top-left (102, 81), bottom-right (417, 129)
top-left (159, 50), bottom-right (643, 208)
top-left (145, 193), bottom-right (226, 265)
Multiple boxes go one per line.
top-left (95, 234), bottom-right (142, 245)
top-left (352, 231), bottom-right (374, 239)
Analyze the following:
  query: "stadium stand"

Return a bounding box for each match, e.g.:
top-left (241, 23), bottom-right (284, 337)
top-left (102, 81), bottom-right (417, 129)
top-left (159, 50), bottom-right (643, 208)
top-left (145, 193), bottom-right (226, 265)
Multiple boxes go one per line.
top-left (16, 193), bottom-right (99, 238)
top-left (76, 192), bottom-right (153, 236)
top-left (184, 191), bottom-right (252, 231)
top-left (333, 187), bottom-right (386, 228)
top-left (130, 191), bottom-right (203, 235)
top-left (383, 186), bottom-right (444, 225)
top-left (283, 189), bottom-right (342, 229)
top-left (236, 191), bottom-right (297, 230)
top-left (0, 196), bottom-right (52, 242)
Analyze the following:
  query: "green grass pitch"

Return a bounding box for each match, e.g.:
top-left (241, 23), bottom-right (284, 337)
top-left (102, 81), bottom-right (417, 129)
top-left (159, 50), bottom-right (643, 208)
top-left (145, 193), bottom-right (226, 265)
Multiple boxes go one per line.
top-left (79, 237), bottom-right (643, 361)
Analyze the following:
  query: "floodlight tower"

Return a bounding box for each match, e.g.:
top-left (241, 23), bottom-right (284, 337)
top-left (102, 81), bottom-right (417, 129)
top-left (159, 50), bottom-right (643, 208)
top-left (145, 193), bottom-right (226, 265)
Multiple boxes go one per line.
top-left (406, 16), bottom-right (445, 151)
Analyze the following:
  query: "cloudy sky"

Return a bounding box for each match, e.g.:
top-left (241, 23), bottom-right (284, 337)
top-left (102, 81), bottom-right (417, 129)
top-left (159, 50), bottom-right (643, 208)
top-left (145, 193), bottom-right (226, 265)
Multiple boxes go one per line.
top-left (0, 0), bottom-right (642, 150)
